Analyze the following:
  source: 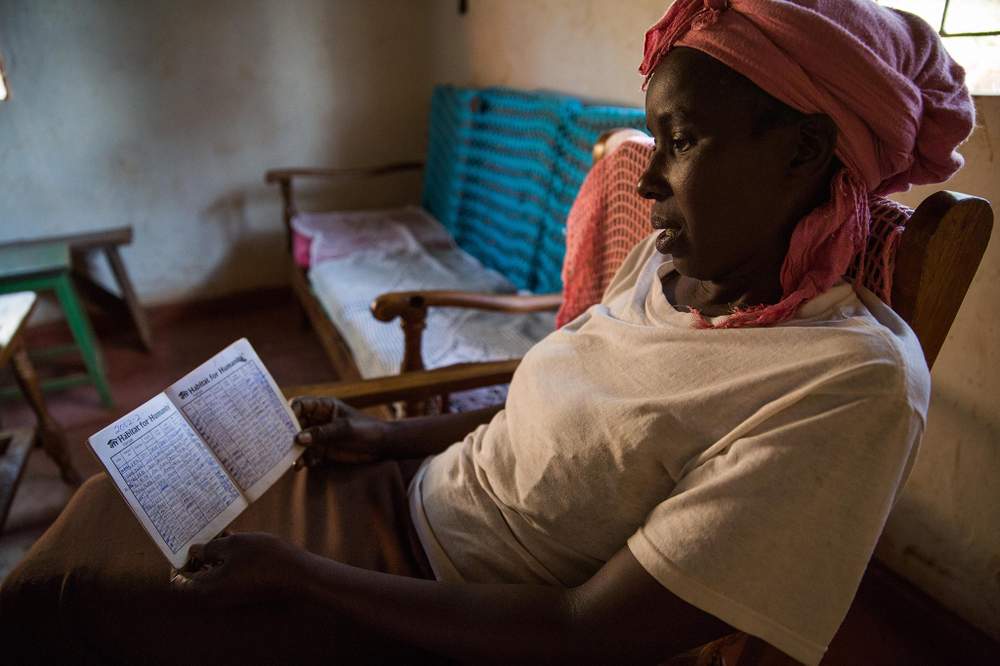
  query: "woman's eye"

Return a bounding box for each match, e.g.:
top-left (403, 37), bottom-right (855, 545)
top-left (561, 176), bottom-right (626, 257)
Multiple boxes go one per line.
top-left (670, 135), bottom-right (693, 153)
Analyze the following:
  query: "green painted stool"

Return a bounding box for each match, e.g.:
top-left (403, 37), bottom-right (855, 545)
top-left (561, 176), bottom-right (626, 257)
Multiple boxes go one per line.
top-left (0, 241), bottom-right (114, 407)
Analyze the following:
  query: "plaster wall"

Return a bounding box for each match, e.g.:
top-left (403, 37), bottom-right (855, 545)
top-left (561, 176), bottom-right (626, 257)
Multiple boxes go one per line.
top-left (0, 0), bottom-right (432, 305)
top-left (879, 96), bottom-right (1000, 641)
top-left (427, 0), bottom-right (1000, 640)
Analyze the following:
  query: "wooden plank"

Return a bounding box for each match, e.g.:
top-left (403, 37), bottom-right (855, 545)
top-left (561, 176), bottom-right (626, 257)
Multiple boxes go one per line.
top-left (0, 226), bottom-right (133, 252)
top-left (0, 292), bottom-right (36, 365)
top-left (289, 264), bottom-right (363, 382)
top-left (892, 192), bottom-right (993, 369)
top-left (0, 242), bottom-right (70, 279)
top-left (265, 162), bottom-right (423, 183)
top-left (0, 428), bottom-right (35, 531)
top-left (283, 359), bottom-right (520, 408)
top-left (10, 343), bottom-right (81, 484)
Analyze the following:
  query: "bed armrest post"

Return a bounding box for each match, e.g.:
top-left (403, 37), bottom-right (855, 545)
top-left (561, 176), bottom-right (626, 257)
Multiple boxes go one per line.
top-left (393, 295), bottom-right (431, 416)
top-left (400, 295), bottom-right (428, 374)
top-left (277, 178), bottom-right (297, 251)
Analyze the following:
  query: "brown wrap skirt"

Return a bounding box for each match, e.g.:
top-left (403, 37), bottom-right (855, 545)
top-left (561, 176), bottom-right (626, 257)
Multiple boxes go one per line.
top-left (0, 459), bottom-right (445, 665)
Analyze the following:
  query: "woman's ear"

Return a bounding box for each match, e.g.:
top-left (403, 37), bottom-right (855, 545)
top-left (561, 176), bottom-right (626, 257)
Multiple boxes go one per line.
top-left (789, 114), bottom-right (838, 179)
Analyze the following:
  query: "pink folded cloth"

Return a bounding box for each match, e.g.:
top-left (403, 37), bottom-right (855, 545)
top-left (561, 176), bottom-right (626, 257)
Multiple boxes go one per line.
top-left (638, 0), bottom-right (975, 328)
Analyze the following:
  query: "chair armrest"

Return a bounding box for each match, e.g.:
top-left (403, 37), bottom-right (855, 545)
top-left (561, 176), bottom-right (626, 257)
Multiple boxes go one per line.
top-left (371, 290), bottom-right (562, 322)
top-left (264, 161), bottom-right (424, 185)
top-left (282, 359), bottom-right (520, 408)
top-left (370, 291), bottom-right (560, 379)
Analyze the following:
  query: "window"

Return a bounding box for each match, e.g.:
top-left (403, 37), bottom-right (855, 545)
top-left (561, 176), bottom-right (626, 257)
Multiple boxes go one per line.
top-left (880, 0), bottom-right (1000, 95)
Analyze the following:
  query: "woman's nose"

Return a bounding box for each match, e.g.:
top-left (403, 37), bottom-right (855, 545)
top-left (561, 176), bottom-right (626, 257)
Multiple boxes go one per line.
top-left (637, 159), bottom-right (672, 201)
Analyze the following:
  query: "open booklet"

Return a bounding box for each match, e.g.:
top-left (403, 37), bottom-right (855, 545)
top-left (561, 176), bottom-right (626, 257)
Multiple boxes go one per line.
top-left (88, 338), bottom-right (303, 569)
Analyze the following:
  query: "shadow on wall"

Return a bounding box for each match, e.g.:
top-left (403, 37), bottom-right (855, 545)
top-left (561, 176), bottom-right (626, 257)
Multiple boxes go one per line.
top-left (877, 377), bottom-right (1000, 639)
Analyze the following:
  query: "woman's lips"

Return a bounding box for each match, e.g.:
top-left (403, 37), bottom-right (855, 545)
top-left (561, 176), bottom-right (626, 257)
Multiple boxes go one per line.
top-left (655, 227), bottom-right (683, 254)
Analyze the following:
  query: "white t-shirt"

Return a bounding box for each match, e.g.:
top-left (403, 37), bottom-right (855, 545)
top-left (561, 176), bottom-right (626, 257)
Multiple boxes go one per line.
top-left (408, 232), bottom-right (929, 665)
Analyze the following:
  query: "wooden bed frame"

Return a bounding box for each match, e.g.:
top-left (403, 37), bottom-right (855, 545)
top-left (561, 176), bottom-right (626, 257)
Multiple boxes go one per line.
top-left (264, 133), bottom-right (626, 390)
top-left (265, 162), bottom-right (424, 383)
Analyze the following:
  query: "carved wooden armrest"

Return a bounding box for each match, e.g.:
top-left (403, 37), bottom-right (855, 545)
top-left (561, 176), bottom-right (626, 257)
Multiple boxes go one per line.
top-left (369, 290), bottom-right (562, 374)
top-left (371, 290), bottom-right (562, 321)
top-left (282, 359), bottom-right (520, 408)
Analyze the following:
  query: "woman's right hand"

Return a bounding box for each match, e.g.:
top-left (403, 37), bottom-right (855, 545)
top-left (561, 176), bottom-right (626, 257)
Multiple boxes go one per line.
top-left (290, 396), bottom-right (391, 467)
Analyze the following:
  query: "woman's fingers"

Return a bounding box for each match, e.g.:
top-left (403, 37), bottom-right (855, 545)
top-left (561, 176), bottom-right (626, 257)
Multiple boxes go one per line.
top-left (292, 419), bottom-right (381, 467)
top-left (296, 419), bottom-right (351, 447)
top-left (171, 558), bottom-right (226, 597)
top-left (291, 397), bottom-right (327, 424)
top-left (290, 397), bottom-right (348, 427)
top-left (189, 534), bottom-right (230, 564)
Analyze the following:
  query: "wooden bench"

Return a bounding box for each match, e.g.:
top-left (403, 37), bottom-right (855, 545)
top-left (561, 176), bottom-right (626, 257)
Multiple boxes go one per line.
top-left (266, 86), bottom-right (646, 395)
top-left (0, 226), bottom-right (152, 407)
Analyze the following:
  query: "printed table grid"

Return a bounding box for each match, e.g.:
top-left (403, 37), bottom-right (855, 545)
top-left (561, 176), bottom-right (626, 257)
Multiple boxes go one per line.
top-left (111, 412), bottom-right (240, 553)
top-left (180, 361), bottom-right (297, 491)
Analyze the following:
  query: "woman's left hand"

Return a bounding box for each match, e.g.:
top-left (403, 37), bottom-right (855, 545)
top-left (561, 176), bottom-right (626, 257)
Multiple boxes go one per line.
top-left (171, 532), bottom-right (307, 606)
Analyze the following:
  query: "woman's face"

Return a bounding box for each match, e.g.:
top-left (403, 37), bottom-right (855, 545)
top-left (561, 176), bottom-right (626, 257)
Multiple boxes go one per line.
top-left (638, 48), bottom-right (801, 282)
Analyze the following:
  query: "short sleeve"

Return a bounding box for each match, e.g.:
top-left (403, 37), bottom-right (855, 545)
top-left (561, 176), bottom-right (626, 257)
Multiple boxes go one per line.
top-left (627, 375), bottom-right (924, 665)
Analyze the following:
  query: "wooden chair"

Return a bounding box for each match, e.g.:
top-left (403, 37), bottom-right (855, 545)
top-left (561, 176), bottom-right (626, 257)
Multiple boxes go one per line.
top-left (1, 293), bottom-right (82, 533)
top-left (281, 142), bottom-right (994, 663)
top-left (0, 226), bottom-right (152, 407)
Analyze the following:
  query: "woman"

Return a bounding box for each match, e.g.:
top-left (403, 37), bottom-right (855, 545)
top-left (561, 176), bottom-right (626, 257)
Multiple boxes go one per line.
top-left (1, 1), bottom-right (974, 664)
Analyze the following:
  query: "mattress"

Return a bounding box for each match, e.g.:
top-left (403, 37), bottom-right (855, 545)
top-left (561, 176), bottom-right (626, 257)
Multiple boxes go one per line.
top-left (298, 207), bottom-right (556, 412)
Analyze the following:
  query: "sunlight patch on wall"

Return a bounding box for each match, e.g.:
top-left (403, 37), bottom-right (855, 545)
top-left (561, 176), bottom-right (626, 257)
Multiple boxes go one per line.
top-left (0, 56), bottom-right (8, 101)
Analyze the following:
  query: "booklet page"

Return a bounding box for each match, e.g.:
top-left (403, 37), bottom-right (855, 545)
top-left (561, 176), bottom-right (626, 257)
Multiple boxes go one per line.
top-left (88, 393), bottom-right (248, 569)
top-left (165, 338), bottom-right (302, 502)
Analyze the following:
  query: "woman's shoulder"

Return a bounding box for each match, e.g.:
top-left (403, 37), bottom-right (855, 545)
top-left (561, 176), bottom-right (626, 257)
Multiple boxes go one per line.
top-left (793, 284), bottom-right (931, 420)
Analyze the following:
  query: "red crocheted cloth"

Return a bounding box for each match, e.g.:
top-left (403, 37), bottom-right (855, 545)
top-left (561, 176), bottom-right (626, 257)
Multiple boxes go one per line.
top-left (556, 137), bottom-right (913, 328)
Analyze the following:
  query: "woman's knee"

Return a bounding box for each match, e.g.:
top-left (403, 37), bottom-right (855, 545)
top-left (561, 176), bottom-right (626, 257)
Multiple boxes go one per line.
top-left (74, 472), bottom-right (113, 502)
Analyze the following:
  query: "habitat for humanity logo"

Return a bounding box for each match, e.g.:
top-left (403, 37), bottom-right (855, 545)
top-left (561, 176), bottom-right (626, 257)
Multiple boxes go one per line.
top-left (177, 355), bottom-right (246, 402)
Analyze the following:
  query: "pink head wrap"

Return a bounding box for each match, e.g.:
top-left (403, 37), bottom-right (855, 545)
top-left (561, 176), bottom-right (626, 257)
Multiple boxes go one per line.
top-left (639, 0), bottom-right (975, 328)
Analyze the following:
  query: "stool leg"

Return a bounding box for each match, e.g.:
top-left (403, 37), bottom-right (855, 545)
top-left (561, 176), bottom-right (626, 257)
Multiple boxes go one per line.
top-left (53, 272), bottom-right (114, 408)
top-left (10, 342), bottom-right (82, 485)
top-left (104, 246), bottom-right (153, 352)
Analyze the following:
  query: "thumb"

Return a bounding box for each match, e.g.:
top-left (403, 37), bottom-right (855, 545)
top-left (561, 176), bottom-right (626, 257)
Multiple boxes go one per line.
top-left (296, 419), bottom-right (352, 446)
top-left (191, 535), bottom-right (230, 563)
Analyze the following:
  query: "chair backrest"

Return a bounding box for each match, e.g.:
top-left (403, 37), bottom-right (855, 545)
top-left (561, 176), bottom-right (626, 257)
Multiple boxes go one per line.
top-left (559, 132), bottom-right (994, 371)
top-left (890, 191), bottom-right (993, 368)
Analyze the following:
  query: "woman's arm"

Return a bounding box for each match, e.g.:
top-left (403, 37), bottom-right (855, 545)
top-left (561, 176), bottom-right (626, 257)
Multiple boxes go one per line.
top-left (385, 404), bottom-right (503, 457)
top-left (292, 397), bottom-right (502, 464)
top-left (178, 535), bottom-right (732, 664)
